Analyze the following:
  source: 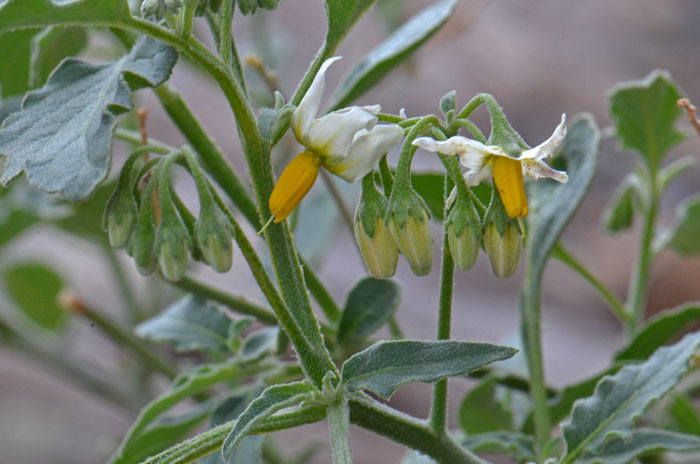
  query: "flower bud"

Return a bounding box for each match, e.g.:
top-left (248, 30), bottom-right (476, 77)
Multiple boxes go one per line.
top-left (195, 204), bottom-right (234, 273)
top-left (155, 203), bottom-right (193, 282)
top-left (445, 194), bottom-right (480, 271)
top-left (387, 191), bottom-right (433, 276)
top-left (355, 218), bottom-right (398, 279)
top-left (104, 187), bottom-right (138, 248)
top-left (130, 211), bottom-right (158, 276)
top-left (483, 222), bottom-right (522, 278)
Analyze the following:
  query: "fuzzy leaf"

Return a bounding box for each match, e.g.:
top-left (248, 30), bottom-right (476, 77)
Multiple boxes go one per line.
top-left (458, 376), bottom-right (514, 434)
top-left (0, 36), bottom-right (177, 201)
top-left (329, 0), bottom-right (458, 109)
top-left (601, 175), bottom-right (637, 233)
top-left (222, 381), bottom-right (316, 461)
top-left (0, 29), bottom-right (37, 98)
top-left (562, 331), bottom-right (700, 457)
top-left (240, 327), bottom-right (280, 361)
top-left (525, 114), bottom-right (600, 274)
top-left (341, 340), bottom-right (517, 399)
top-left (0, 0), bottom-right (131, 32)
top-left (608, 69), bottom-right (684, 168)
top-left (29, 26), bottom-right (88, 88)
top-left (615, 303), bottom-right (700, 361)
top-left (668, 194), bottom-right (700, 256)
top-left (578, 429), bottom-right (700, 464)
top-left (135, 295), bottom-right (235, 353)
top-left (324, 0), bottom-right (376, 52)
top-left (337, 277), bottom-right (400, 346)
top-left (4, 262), bottom-right (67, 331)
top-left (670, 393), bottom-right (700, 437)
top-left (461, 431), bottom-right (536, 462)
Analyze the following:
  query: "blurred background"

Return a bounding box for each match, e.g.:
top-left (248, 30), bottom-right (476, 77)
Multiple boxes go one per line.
top-left (2, 0), bottom-right (700, 462)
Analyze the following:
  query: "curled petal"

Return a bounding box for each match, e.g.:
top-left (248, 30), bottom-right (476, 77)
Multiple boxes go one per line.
top-left (519, 113), bottom-right (567, 160)
top-left (325, 124), bottom-right (404, 182)
top-left (464, 163), bottom-right (493, 187)
top-left (361, 104), bottom-right (381, 115)
top-left (307, 106), bottom-right (378, 159)
top-left (521, 158), bottom-right (568, 183)
top-left (291, 56), bottom-right (341, 143)
top-left (413, 136), bottom-right (503, 172)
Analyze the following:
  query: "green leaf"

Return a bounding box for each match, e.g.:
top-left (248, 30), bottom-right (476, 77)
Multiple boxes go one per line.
top-left (525, 114), bottom-right (600, 274)
top-left (222, 381), bottom-right (316, 461)
top-left (324, 0), bottom-right (376, 52)
top-left (236, 0), bottom-right (281, 15)
top-left (258, 104), bottom-right (294, 147)
top-left (578, 429), bottom-right (700, 464)
top-left (461, 431), bottom-right (536, 462)
top-left (458, 376), bottom-right (513, 434)
top-left (601, 174), bottom-right (638, 233)
top-left (201, 390), bottom-right (264, 464)
top-left (667, 194), bottom-right (700, 256)
top-left (0, 29), bottom-right (37, 98)
top-left (608, 69), bottom-right (684, 168)
top-left (240, 327), bottom-right (280, 361)
top-left (562, 331), bottom-right (700, 458)
top-left (341, 340), bottom-right (518, 399)
top-left (135, 295), bottom-right (235, 353)
top-left (411, 171), bottom-right (446, 221)
top-left (114, 396), bottom-right (222, 464)
top-left (0, 36), bottom-right (177, 201)
top-left (615, 303), bottom-right (700, 361)
top-left (659, 156), bottom-right (695, 192)
top-left (0, 0), bottom-right (131, 32)
top-left (669, 393), bottom-right (700, 437)
top-left (328, 0), bottom-right (458, 109)
top-left (294, 188), bottom-right (341, 266)
top-left (3, 262), bottom-right (67, 331)
top-left (337, 277), bottom-right (400, 346)
top-left (29, 26), bottom-right (88, 89)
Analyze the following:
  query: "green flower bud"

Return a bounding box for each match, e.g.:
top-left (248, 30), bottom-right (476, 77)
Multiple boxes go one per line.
top-left (195, 204), bottom-right (233, 273)
top-left (387, 189), bottom-right (433, 276)
top-left (483, 222), bottom-right (522, 278)
top-left (445, 194), bottom-right (481, 271)
top-left (156, 222), bottom-right (191, 282)
top-left (354, 176), bottom-right (398, 279)
top-left (104, 185), bottom-right (138, 249)
top-left (129, 204), bottom-right (158, 276)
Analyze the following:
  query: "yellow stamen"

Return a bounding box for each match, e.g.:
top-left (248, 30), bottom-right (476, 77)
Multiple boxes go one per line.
top-left (492, 156), bottom-right (528, 218)
top-left (269, 151), bottom-right (321, 223)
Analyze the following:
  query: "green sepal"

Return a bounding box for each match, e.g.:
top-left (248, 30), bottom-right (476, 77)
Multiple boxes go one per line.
top-left (439, 90), bottom-right (456, 122)
top-left (195, 200), bottom-right (234, 273)
top-left (356, 174), bottom-right (388, 238)
top-left (483, 187), bottom-right (518, 238)
top-left (481, 94), bottom-right (528, 157)
top-left (128, 166), bottom-right (160, 276)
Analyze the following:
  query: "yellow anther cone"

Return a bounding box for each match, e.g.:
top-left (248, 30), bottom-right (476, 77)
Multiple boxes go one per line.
top-left (269, 152), bottom-right (321, 223)
top-left (493, 156), bottom-right (529, 218)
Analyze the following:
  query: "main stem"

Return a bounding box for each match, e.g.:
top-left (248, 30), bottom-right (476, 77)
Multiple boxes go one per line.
top-left (328, 397), bottom-right (354, 464)
top-left (626, 168), bottom-right (658, 336)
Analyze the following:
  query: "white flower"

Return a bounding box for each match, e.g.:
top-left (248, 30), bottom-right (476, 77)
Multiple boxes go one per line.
top-left (412, 114), bottom-right (568, 218)
top-left (267, 57), bottom-right (404, 224)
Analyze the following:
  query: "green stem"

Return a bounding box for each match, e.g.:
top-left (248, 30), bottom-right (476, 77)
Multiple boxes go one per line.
top-left (387, 316), bottom-right (404, 339)
top-left (552, 244), bottom-right (630, 325)
top-left (104, 246), bottom-right (141, 323)
top-left (78, 304), bottom-right (178, 379)
top-left (290, 43), bottom-right (332, 106)
top-left (320, 169), bottom-right (354, 234)
top-left (395, 116), bottom-right (439, 185)
top-left (154, 85), bottom-right (260, 229)
top-left (378, 155), bottom-right (394, 197)
top-left (179, 0), bottom-right (197, 38)
top-left (173, 276), bottom-right (278, 324)
top-left (626, 169), bottom-right (658, 335)
top-left (218, 0), bottom-right (233, 67)
top-left (349, 396), bottom-right (489, 464)
top-left (301, 259), bottom-right (342, 324)
top-left (114, 127), bottom-right (173, 152)
top-left (328, 396), bottom-right (354, 464)
top-left (519, 267), bottom-right (551, 462)
top-left (430, 177), bottom-right (455, 433)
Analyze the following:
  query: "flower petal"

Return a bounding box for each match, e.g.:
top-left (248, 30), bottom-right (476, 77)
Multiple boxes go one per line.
top-left (519, 113), bottom-right (567, 160)
top-left (412, 136), bottom-right (503, 171)
top-left (521, 158), bottom-right (568, 183)
top-left (291, 56), bottom-right (341, 143)
top-left (324, 124), bottom-right (404, 182)
top-left (307, 106), bottom-right (378, 159)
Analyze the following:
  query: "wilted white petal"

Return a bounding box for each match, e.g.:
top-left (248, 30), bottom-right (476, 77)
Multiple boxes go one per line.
top-left (291, 56), bottom-right (341, 143)
top-left (307, 106), bottom-right (377, 159)
top-left (522, 158), bottom-right (568, 183)
top-left (519, 114), bottom-right (567, 160)
top-left (399, 108), bottom-right (407, 119)
top-left (325, 124), bottom-right (403, 182)
top-left (413, 136), bottom-right (503, 172)
top-left (361, 104), bottom-right (381, 115)
top-left (464, 163), bottom-right (493, 186)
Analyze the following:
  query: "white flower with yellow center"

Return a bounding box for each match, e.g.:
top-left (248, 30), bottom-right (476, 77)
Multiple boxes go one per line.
top-left (412, 115), bottom-right (568, 218)
top-left (268, 57), bottom-right (404, 224)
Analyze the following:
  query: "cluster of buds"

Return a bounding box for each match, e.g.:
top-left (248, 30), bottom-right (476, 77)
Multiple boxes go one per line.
top-left (103, 149), bottom-right (236, 282)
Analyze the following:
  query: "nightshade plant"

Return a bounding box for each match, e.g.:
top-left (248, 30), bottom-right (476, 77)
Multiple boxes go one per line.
top-left (3, 1), bottom-right (700, 464)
